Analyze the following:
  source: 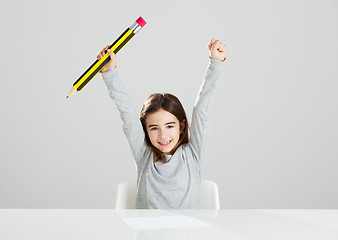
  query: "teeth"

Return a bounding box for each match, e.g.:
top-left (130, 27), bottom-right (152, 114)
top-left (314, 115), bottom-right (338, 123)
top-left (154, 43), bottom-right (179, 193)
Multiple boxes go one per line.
top-left (160, 141), bottom-right (170, 145)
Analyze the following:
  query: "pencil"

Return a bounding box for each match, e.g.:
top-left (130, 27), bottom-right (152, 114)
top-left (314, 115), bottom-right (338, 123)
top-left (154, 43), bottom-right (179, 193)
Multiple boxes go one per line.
top-left (66, 16), bottom-right (147, 98)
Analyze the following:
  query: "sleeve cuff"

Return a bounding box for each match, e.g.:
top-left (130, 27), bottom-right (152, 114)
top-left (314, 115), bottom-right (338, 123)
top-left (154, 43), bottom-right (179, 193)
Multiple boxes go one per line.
top-left (100, 67), bottom-right (118, 80)
top-left (209, 57), bottom-right (226, 63)
top-left (208, 57), bottom-right (225, 70)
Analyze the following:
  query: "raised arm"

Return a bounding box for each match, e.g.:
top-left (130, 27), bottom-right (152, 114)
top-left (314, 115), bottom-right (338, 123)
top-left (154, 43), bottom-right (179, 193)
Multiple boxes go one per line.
top-left (189, 39), bottom-right (227, 162)
top-left (99, 47), bottom-right (146, 165)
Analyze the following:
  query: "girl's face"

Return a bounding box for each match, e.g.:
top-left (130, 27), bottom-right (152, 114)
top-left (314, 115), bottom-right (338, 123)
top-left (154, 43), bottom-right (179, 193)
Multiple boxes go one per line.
top-left (146, 108), bottom-right (184, 155)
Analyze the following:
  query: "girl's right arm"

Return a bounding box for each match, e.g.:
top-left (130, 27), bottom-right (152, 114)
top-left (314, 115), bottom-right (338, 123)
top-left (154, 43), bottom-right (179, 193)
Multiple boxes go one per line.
top-left (98, 47), bottom-right (146, 165)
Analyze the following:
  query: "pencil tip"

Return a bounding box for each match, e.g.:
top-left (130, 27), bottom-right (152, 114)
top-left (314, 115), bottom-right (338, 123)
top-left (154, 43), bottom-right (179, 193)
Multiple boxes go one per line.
top-left (66, 96), bottom-right (69, 98)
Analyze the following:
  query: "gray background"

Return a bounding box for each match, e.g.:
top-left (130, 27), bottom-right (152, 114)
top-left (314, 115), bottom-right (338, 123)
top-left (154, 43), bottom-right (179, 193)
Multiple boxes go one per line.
top-left (1, 0), bottom-right (337, 208)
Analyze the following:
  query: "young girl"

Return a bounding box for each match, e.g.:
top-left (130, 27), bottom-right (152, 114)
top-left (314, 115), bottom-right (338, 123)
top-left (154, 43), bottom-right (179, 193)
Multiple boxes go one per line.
top-left (98, 39), bottom-right (226, 209)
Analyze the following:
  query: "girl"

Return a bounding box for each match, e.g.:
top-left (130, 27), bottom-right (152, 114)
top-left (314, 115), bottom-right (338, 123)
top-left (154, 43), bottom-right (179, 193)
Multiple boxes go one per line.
top-left (98, 39), bottom-right (226, 209)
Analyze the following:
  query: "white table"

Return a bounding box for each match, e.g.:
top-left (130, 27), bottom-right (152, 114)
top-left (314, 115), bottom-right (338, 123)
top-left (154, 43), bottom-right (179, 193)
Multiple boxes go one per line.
top-left (1, 209), bottom-right (337, 240)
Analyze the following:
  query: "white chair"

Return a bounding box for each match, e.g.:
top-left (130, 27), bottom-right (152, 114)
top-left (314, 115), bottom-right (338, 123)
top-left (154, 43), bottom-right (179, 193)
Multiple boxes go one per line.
top-left (115, 180), bottom-right (220, 209)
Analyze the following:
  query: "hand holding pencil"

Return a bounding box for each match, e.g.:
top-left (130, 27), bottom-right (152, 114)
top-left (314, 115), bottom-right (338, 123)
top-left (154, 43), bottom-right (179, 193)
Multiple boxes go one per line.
top-left (97, 46), bottom-right (116, 72)
top-left (66, 16), bottom-right (147, 98)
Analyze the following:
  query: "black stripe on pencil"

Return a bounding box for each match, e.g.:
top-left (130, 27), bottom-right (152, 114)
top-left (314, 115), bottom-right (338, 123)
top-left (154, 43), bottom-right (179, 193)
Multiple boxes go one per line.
top-left (77, 31), bottom-right (135, 91)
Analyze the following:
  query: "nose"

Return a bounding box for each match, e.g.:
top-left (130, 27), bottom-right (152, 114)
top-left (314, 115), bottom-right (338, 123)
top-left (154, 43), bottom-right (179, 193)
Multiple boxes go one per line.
top-left (159, 129), bottom-right (167, 139)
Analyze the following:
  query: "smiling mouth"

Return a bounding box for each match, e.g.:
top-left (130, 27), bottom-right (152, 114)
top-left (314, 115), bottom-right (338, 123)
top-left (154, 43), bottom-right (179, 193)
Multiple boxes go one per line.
top-left (159, 140), bottom-right (171, 146)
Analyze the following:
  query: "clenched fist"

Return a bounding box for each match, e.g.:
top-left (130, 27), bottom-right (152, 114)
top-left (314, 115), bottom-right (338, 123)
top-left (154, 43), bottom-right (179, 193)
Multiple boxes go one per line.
top-left (208, 39), bottom-right (226, 62)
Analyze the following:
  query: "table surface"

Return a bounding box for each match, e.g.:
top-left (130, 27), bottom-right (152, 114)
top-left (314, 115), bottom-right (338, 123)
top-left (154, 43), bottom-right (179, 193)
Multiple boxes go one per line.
top-left (1, 209), bottom-right (337, 240)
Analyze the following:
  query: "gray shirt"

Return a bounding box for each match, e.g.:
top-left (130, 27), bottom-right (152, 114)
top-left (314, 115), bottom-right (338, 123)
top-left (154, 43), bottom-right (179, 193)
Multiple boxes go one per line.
top-left (101, 58), bottom-right (223, 208)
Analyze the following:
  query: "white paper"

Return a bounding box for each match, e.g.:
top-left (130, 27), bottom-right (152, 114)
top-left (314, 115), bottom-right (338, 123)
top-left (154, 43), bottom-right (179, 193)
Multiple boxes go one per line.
top-left (121, 215), bottom-right (214, 230)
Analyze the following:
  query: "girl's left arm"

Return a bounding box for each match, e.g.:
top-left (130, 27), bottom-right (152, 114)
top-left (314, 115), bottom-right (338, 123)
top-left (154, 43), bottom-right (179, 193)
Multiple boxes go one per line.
top-left (188, 39), bottom-right (226, 162)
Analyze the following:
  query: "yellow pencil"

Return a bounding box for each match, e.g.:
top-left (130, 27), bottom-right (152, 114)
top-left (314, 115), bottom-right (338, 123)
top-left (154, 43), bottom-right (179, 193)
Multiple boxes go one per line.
top-left (67, 16), bottom-right (147, 98)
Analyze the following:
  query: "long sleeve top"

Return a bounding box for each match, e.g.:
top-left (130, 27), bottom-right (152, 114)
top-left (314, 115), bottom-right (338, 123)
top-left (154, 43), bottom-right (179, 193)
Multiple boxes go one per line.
top-left (101, 58), bottom-right (224, 208)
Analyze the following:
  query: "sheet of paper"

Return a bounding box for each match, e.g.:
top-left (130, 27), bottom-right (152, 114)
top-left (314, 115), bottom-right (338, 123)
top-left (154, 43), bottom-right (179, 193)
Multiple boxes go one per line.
top-left (122, 215), bottom-right (214, 230)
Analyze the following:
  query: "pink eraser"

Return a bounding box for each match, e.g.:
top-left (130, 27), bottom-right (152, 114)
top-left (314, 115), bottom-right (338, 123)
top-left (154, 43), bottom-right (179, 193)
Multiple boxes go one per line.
top-left (136, 16), bottom-right (147, 27)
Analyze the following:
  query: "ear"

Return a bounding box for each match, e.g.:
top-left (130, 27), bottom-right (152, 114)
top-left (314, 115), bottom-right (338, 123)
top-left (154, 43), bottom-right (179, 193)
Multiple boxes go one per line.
top-left (180, 119), bottom-right (186, 133)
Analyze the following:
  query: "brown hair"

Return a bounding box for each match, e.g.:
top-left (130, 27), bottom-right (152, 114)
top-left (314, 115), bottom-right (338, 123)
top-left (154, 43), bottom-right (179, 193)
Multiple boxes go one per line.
top-left (140, 93), bottom-right (189, 162)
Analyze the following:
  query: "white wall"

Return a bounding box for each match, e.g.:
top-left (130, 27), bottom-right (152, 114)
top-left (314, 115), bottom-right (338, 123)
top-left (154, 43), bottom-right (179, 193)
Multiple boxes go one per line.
top-left (1, 0), bottom-right (337, 208)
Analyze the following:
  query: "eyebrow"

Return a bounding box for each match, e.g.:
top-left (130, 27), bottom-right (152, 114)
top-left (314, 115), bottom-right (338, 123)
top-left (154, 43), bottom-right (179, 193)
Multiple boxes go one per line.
top-left (148, 122), bottom-right (176, 128)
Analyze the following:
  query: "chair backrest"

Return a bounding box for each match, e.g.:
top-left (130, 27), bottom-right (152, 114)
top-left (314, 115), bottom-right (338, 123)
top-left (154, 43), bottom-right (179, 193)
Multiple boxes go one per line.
top-left (201, 180), bottom-right (220, 209)
top-left (115, 180), bottom-right (220, 209)
top-left (115, 181), bottom-right (137, 210)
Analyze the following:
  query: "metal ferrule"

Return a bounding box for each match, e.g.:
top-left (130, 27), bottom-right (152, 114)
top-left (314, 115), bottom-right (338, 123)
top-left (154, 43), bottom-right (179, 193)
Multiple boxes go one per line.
top-left (129, 22), bottom-right (142, 34)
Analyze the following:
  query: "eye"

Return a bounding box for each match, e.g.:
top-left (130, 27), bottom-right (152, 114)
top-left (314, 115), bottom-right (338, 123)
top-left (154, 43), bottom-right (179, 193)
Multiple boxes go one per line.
top-left (150, 127), bottom-right (158, 131)
top-left (167, 125), bottom-right (174, 129)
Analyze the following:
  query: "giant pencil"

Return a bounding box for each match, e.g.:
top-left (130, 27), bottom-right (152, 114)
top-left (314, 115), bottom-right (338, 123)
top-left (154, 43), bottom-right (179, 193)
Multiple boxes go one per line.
top-left (67, 16), bottom-right (147, 98)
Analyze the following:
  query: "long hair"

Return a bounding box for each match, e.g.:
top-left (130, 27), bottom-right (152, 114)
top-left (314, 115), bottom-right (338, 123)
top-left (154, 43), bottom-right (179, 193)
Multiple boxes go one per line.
top-left (140, 93), bottom-right (189, 162)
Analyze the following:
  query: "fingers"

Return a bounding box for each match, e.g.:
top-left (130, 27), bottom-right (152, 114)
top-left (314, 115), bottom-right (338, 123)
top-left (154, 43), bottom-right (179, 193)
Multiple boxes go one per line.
top-left (222, 44), bottom-right (226, 52)
top-left (208, 39), bottom-right (216, 50)
top-left (97, 45), bottom-right (111, 60)
top-left (107, 49), bottom-right (116, 62)
top-left (218, 42), bottom-right (226, 52)
top-left (209, 39), bottom-right (226, 52)
top-left (209, 39), bottom-right (220, 51)
top-left (211, 40), bottom-right (220, 53)
top-left (208, 38), bottom-right (227, 61)
top-left (103, 45), bottom-right (110, 54)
